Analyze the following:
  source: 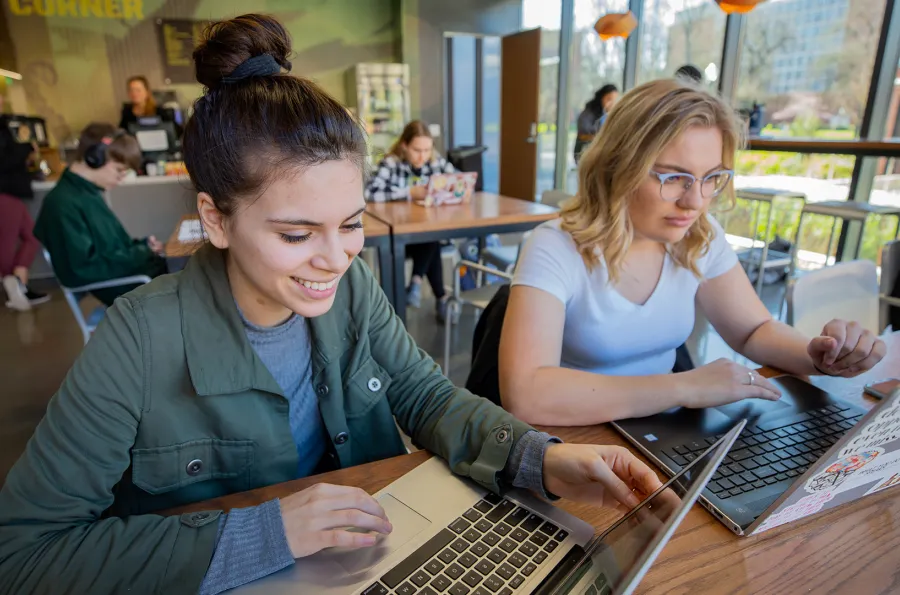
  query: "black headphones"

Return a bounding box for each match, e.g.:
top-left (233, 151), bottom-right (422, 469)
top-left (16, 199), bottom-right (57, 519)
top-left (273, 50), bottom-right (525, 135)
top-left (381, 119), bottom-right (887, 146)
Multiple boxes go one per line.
top-left (83, 130), bottom-right (127, 169)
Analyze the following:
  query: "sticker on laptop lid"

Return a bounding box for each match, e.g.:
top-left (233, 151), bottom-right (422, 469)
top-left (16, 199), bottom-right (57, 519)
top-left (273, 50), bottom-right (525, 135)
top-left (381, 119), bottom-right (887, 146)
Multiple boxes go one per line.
top-left (864, 472), bottom-right (900, 496)
top-left (838, 396), bottom-right (900, 458)
top-left (755, 491), bottom-right (835, 533)
top-left (804, 448), bottom-right (883, 494)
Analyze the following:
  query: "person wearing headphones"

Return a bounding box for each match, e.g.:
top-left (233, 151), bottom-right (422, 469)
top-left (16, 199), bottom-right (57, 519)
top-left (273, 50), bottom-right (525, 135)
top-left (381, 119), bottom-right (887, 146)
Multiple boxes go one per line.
top-left (34, 123), bottom-right (166, 305)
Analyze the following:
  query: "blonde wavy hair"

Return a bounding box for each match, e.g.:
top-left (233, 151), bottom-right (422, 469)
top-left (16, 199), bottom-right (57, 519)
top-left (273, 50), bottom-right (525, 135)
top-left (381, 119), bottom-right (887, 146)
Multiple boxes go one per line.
top-left (561, 78), bottom-right (744, 282)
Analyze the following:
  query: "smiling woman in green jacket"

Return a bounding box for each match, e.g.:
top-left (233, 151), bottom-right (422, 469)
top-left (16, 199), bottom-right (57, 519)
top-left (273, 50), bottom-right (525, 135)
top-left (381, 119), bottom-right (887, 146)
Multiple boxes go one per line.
top-left (0, 14), bottom-right (663, 595)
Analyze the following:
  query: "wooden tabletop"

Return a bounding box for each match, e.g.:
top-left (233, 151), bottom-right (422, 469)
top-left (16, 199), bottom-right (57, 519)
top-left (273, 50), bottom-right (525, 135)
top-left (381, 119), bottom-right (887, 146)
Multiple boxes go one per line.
top-left (746, 137), bottom-right (900, 158)
top-left (164, 213), bottom-right (391, 259)
top-left (167, 335), bottom-right (900, 594)
top-left (365, 192), bottom-right (559, 235)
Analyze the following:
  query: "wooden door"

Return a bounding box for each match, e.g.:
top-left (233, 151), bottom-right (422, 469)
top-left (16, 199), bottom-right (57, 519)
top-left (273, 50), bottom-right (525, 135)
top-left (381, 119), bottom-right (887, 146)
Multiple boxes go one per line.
top-left (500, 28), bottom-right (541, 201)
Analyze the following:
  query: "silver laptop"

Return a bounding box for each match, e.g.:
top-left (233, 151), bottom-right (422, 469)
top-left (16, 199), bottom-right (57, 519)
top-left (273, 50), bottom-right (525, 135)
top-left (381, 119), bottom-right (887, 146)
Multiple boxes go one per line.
top-left (235, 422), bottom-right (744, 595)
top-left (614, 376), bottom-right (900, 536)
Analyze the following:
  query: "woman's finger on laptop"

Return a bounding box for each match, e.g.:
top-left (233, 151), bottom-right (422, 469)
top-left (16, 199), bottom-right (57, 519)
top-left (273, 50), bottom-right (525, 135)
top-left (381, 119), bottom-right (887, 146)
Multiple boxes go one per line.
top-left (739, 373), bottom-right (782, 401)
top-left (295, 483), bottom-right (389, 521)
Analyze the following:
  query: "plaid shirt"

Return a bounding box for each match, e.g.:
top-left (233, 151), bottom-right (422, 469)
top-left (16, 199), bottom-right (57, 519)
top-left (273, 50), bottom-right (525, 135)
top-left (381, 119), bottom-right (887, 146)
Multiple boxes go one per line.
top-left (364, 154), bottom-right (456, 202)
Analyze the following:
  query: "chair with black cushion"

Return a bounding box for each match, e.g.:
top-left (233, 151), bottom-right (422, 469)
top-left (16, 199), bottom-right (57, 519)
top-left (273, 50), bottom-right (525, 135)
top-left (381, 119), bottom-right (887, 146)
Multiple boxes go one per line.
top-left (464, 285), bottom-right (695, 408)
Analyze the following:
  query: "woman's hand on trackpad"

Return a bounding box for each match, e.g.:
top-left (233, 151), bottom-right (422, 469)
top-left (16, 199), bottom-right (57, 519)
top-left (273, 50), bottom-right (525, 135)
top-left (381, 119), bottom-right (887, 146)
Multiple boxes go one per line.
top-left (279, 483), bottom-right (393, 558)
top-left (676, 358), bottom-right (782, 409)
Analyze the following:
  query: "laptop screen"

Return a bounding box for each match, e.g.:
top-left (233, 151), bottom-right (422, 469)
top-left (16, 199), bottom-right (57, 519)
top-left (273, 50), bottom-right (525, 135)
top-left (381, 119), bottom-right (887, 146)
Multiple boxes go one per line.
top-left (551, 422), bottom-right (742, 595)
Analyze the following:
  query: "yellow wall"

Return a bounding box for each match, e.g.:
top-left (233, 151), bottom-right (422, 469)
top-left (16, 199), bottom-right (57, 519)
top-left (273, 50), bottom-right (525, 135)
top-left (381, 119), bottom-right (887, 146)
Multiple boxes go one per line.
top-left (2, 0), bottom-right (399, 143)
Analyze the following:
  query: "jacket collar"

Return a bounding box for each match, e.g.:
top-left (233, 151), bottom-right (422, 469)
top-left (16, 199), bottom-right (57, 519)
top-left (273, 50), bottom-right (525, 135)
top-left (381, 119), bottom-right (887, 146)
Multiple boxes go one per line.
top-left (178, 245), bottom-right (284, 396)
top-left (178, 245), bottom-right (353, 396)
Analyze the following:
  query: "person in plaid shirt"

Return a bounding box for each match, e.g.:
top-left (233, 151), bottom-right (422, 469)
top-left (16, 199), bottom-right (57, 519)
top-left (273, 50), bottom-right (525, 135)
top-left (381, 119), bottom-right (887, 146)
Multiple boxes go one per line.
top-left (365, 121), bottom-right (455, 323)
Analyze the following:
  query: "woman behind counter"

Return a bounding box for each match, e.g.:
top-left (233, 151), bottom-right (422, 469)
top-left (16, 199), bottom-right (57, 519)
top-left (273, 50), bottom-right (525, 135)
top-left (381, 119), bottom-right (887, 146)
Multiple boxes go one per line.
top-left (118, 75), bottom-right (161, 130)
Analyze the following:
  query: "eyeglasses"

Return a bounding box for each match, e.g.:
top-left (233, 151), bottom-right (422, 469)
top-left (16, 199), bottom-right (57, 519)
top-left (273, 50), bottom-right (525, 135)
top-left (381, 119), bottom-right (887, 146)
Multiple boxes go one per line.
top-left (649, 169), bottom-right (734, 202)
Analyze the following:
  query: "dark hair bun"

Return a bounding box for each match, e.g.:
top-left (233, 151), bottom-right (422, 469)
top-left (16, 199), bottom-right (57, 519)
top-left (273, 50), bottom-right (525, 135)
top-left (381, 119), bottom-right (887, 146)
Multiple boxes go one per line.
top-left (193, 14), bottom-right (292, 89)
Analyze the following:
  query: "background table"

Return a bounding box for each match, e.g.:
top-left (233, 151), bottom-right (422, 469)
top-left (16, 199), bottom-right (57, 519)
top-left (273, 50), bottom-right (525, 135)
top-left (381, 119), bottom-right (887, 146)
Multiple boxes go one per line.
top-left (365, 193), bottom-right (559, 323)
top-left (168, 334), bottom-right (900, 593)
top-left (163, 214), bottom-right (395, 306)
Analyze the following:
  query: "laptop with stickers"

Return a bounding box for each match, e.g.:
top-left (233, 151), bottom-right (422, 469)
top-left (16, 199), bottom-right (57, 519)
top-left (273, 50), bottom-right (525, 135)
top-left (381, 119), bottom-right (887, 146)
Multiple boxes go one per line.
top-left (614, 375), bottom-right (900, 536)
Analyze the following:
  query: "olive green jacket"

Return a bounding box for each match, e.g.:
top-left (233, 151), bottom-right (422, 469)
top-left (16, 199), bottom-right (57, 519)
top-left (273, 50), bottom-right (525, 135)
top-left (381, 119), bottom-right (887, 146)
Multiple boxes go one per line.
top-left (0, 245), bottom-right (533, 595)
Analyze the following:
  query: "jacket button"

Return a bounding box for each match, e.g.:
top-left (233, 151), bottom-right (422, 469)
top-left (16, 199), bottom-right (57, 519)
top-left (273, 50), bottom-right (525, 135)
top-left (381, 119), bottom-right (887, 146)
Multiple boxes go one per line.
top-left (367, 377), bottom-right (382, 392)
top-left (496, 429), bottom-right (509, 443)
top-left (334, 431), bottom-right (349, 445)
top-left (317, 384), bottom-right (329, 397)
top-left (192, 512), bottom-right (210, 522)
top-left (186, 459), bottom-right (203, 476)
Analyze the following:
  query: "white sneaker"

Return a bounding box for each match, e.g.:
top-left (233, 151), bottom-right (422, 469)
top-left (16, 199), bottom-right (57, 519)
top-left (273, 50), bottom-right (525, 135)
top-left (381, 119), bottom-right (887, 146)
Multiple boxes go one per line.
top-left (3, 275), bottom-right (31, 312)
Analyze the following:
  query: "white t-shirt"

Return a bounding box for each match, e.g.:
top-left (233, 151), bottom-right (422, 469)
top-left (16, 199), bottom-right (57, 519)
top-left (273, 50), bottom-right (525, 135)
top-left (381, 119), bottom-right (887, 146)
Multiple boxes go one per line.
top-left (512, 217), bottom-right (738, 376)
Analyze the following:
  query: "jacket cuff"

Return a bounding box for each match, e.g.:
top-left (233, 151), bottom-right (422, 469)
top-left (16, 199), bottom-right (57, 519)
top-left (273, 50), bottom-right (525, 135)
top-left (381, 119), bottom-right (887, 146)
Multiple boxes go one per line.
top-left (504, 430), bottom-right (562, 501)
top-left (198, 499), bottom-right (294, 595)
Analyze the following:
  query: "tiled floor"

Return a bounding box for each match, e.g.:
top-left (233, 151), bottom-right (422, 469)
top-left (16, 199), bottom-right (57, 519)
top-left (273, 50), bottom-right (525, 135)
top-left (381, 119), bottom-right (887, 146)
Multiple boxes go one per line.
top-left (0, 272), bottom-right (788, 487)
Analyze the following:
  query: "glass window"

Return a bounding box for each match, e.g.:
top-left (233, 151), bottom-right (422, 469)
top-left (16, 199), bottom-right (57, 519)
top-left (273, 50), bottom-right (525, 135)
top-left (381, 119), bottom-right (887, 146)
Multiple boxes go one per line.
top-left (481, 36), bottom-right (502, 193)
top-left (563, 0), bottom-right (628, 193)
top-left (636, 0), bottom-right (726, 90)
top-left (450, 36), bottom-right (477, 148)
top-left (730, 0), bottom-right (889, 265)
top-left (524, 0), bottom-right (563, 199)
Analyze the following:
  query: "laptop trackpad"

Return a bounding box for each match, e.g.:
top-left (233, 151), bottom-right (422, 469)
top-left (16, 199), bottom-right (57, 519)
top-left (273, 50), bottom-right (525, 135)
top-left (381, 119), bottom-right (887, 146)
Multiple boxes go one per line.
top-left (717, 397), bottom-right (792, 421)
top-left (321, 494), bottom-right (432, 575)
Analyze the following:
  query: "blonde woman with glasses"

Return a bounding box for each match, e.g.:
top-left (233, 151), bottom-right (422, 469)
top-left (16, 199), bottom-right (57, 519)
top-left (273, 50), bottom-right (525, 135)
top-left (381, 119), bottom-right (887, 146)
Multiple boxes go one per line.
top-left (499, 79), bottom-right (886, 426)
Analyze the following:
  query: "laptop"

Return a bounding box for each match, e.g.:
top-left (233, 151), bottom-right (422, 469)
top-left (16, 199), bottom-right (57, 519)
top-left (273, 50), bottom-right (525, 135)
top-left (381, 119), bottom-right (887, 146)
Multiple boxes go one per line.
top-left (235, 422), bottom-right (744, 595)
top-left (614, 375), bottom-right (900, 536)
top-left (416, 172), bottom-right (478, 206)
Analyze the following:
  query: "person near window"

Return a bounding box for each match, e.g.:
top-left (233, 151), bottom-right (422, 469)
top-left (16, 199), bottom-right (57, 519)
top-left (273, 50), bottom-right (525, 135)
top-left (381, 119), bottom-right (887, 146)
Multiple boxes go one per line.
top-left (33, 123), bottom-right (166, 305)
top-left (574, 84), bottom-right (618, 162)
top-left (499, 79), bottom-right (886, 427)
top-left (365, 120), bottom-right (455, 322)
top-left (0, 15), bottom-right (663, 594)
top-left (675, 64), bottom-right (703, 84)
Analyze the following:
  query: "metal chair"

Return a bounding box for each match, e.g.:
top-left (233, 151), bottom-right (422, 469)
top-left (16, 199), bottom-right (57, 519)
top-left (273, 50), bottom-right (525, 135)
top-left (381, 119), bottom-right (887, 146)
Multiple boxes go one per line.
top-left (444, 261), bottom-right (513, 376)
top-left (42, 249), bottom-right (151, 345)
top-left (785, 259), bottom-right (881, 339)
top-left (879, 240), bottom-right (900, 331)
top-left (479, 189), bottom-right (571, 274)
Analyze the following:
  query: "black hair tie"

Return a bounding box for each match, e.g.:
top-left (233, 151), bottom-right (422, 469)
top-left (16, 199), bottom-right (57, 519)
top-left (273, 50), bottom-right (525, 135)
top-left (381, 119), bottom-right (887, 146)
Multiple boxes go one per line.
top-left (221, 54), bottom-right (286, 84)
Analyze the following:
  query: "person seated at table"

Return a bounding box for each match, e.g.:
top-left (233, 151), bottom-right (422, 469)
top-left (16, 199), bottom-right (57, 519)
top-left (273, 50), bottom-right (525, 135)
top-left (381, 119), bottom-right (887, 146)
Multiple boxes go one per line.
top-left (365, 120), bottom-right (455, 322)
top-left (0, 14), bottom-right (663, 595)
top-left (33, 123), bottom-right (167, 306)
top-left (574, 83), bottom-right (618, 162)
top-left (498, 79), bottom-right (886, 427)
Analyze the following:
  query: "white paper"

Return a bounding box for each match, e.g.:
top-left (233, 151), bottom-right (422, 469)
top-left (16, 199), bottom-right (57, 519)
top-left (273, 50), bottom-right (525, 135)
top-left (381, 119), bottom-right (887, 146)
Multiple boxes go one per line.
top-left (177, 219), bottom-right (206, 242)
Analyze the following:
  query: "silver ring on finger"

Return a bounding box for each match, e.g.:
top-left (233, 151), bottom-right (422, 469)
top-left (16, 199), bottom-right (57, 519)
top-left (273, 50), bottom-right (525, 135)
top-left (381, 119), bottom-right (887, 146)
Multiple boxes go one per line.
top-left (748, 372), bottom-right (755, 386)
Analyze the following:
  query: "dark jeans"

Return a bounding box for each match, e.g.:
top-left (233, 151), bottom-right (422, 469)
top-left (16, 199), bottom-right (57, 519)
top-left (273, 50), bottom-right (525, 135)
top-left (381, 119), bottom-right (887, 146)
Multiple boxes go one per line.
top-left (406, 241), bottom-right (445, 300)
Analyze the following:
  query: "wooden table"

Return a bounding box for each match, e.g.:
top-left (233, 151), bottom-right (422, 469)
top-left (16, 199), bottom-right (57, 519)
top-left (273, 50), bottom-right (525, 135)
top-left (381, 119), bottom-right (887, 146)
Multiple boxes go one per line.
top-left (163, 214), bottom-right (395, 305)
top-left (746, 137), bottom-right (900, 158)
top-left (365, 193), bottom-right (559, 323)
top-left (169, 335), bottom-right (900, 594)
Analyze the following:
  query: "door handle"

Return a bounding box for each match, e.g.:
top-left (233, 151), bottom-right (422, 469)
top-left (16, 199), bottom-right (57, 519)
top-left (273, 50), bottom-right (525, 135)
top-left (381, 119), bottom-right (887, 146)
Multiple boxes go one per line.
top-left (525, 122), bottom-right (538, 144)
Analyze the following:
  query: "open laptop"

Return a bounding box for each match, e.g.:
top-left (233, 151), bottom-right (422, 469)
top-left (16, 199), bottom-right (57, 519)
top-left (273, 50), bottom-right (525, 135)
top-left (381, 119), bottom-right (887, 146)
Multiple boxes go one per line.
top-left (416, 172), bottom-right (478, 206)
top-left (236, 422), bottom-right (744, 595)
top-left (614, 375), bottom-right (900, 536)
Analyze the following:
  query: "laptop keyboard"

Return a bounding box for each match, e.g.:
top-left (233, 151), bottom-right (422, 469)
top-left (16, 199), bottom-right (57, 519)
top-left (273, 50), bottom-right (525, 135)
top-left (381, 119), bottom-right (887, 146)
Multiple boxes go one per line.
top-left (663, 404), bottom-right (863, 500)
top-left (362, 493), bottom-right (569, 595)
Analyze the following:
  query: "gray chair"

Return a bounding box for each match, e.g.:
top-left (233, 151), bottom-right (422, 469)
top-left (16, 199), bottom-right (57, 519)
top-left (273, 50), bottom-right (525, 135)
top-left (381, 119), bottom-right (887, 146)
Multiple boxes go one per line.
top-left (879, 240), bottom-right (900, 331)
top-left (42, 249), bottom-right (151, 345)
top-left (444, 261), bottom-right (512, 376)
top-left (785, 259), bottom-right (880, 339)
top-left (479, 189), bottom-right (571, 274)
